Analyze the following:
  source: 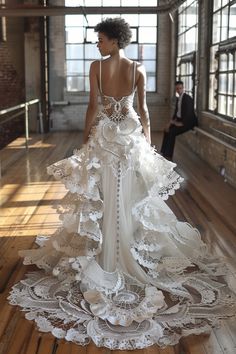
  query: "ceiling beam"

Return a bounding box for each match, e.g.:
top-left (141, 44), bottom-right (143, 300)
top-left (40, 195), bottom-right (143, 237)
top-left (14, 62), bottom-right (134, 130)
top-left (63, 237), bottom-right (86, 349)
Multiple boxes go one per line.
top-left (0, 6), bottom-right (160, 17)
top-left (0, 1), bottom-right (186, 17)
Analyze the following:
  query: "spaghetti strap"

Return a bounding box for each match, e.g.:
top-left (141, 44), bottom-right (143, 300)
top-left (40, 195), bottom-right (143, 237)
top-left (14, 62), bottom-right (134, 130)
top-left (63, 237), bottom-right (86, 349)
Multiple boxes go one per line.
top-left (99, 60), bottom-right (103, 94)
top-left (132, 61), bottom-right (137, 92)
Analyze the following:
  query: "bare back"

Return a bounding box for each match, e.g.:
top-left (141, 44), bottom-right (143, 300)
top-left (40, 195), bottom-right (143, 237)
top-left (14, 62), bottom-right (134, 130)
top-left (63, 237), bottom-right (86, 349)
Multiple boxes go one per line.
top-left (98, 57), bottom-right (138, 99)
top-left (84, 54), bottom-right (149, 144)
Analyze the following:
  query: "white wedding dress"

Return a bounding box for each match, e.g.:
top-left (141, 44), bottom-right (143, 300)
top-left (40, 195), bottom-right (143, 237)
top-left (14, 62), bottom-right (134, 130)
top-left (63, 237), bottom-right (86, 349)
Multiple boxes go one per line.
top-left (9, 61), bottom-right (236, 350)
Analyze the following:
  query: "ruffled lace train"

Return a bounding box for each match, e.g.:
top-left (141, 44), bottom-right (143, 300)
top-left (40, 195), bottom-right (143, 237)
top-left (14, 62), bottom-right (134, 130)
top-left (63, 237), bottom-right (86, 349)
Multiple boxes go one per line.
top-left (8, 95), bottom-right (236, 350)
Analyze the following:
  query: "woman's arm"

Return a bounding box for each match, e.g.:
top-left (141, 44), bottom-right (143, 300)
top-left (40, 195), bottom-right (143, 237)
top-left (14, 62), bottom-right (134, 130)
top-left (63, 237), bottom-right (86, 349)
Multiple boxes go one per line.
top-left (83, 61), bottom-right (99, 144)
top-left (136, 64), bottom-right (151, 144)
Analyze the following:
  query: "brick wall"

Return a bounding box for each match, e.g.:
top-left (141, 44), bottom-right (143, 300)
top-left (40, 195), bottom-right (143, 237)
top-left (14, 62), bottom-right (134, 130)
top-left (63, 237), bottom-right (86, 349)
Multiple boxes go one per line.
top-left (0, 16), bottom-right (25, 148)
top-left (0, 44), bottom-right (24, 109)
top-left (179, 112), bottom-right (236, 188)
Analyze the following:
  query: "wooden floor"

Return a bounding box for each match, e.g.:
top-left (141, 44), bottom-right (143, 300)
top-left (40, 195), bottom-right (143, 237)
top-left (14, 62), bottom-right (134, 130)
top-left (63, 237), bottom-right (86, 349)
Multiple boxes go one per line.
top-left (0, 132), bottom-right (236, 354)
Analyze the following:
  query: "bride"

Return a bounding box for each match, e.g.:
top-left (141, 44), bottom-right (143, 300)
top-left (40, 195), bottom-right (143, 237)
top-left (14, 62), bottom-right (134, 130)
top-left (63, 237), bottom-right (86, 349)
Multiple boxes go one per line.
top-left (9, 18), bottom-right (236, 350)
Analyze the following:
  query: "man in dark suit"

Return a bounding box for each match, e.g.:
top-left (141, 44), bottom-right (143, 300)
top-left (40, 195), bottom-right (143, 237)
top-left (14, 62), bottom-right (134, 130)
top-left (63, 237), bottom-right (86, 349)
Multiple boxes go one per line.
top-left (160, 81), bottom-right (198, 160)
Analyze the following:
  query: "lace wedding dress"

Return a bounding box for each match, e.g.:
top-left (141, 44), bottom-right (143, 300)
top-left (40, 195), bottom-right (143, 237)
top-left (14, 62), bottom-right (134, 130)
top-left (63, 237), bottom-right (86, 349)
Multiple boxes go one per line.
top-left (9, 62), bottom-right (236, 350)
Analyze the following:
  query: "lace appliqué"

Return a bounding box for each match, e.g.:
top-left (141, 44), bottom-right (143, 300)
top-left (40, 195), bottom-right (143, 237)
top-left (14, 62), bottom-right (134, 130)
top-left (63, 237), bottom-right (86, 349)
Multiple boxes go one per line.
top-left (8, 92), bottom-right (236, 350)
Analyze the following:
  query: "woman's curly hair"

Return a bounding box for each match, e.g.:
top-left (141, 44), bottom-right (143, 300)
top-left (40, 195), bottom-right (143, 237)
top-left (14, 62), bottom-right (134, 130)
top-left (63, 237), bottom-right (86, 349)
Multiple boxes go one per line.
top-left (94, 18), bottom-right (132, 49)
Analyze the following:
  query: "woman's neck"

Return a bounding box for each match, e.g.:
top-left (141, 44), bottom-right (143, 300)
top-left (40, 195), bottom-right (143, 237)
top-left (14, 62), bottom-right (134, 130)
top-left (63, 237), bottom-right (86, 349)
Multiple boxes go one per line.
top-left (109, 49), bottom-right (125, 59)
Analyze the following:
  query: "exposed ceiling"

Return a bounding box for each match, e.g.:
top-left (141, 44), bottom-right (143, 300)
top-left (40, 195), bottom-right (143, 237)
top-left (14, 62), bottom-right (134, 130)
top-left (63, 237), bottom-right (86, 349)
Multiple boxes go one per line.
top-left (0, 0), bottom-right (186, 16)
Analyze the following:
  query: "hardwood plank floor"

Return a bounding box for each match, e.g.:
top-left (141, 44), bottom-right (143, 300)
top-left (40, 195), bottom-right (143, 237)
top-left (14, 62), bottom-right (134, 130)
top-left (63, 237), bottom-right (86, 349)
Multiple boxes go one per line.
top-left (0, 132), bottom-right (235, 354)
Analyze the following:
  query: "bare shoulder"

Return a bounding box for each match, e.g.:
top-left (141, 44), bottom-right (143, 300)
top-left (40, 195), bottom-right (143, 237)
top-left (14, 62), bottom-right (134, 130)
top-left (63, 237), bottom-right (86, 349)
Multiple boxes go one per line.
top-left (90, 60), bottom-right (100, 73)
top-left (136, 61), bottom-right (146, 73)
top-left (135, 61), bottom-right (146, 83)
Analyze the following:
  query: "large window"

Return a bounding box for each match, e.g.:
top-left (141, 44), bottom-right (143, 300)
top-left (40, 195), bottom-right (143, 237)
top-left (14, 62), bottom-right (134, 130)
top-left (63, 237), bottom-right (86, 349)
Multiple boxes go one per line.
top-left (0, 0), bottom-right (6, 42)
top-left (65, 1), bottom-right (158, 92)
top-left (176, 0), bottom-right (198, 99)
top-left (209, 1), bottom-right (236, 121)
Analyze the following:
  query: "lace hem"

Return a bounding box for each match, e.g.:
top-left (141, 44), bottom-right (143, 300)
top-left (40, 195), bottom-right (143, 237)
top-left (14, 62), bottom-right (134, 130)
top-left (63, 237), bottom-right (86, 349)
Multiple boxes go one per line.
top-left (8, 111), bottom-right (236, 350)
top-left (8, 270), bottom-right (236, 350)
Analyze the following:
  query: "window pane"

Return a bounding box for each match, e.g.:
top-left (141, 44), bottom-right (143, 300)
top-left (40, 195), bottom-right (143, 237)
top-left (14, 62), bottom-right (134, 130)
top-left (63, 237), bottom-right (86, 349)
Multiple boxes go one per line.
top-left (139, 44), bottom-right (156, 59)
top-left (121, 0), bottom-right (139, 6)
top-left (209, 74), bottom-right (217, 110)
top-left (214, 0), bottom-right (221, 12)
top-left (122, 14), bottom-right (139, 26)
top-left (186, 0), bottom-right (194, 6)
top-left (124, 44), bottom-right (138, 59)
top-left (178, 12), bottom-right (185, 34)
top-left (102, 0), bottom-right (120, 5)
top-left (178, 33), bottom-right (185, 56)
top-left (86, 28), bottom-right (97, 43)
top-left (222, 0), bottom-right (229, 7)
top-left (84, 44), bottom-right (100, 59)
top-left (185, 27), bottom-right (197, 53)
top-left (66, 28), bottom-right (84, 43)
top-left (66, 44), bottom-right (84, 59)
top-left (179, 2), bottom-right (185, 12)
top-left (139, 27), bottom-right (156, 43)
top-left (176, 64), bottom-right (180, 77)
top-left (229, 4), bottom-right (236, 38)
top-left (67, 60), bottom-right (84, 75)
top-left (131, 28), bottom-right (138, 42)
top-left (186, 3), bottom-right (198, 27)
top-left (85, 61), bottom-right (93, 75)
top-left (221, 7), bottom-right (229, 41)
top-left (186, 76), bottom-right (192, 92)
top-left (65, 0), bottom-right (81, 6)
top-left (139, 0), bottom-right (157, 5)
top-left (84, 0), bottom-right (102, 5)
top-left (139, 14), bottom-right (157, 26)
top-left (219, 73), bottom-right (227, 93)
top-left (65, 15), bottom-right (84, 27)
top-left (228, 73), bottom-right (233, 94)
top-left (219, 53), bottom-right (228, 71)
top-left (227, 96), bottom-right (233, 116)
top-left (212, 12), bottom-right (221, 43)
top-left (228, 52), bottom-right (234, 70)
top-left (86, 15), bottom-right (102, 26)
top-left (218, 95), bottom-right (226, 115)
top-left (146, 76), bottom-right (155, 91)
top-left (180, 63), bottom-right (186, 75)
top-left (187, 62), bottom-right (193, 75)
top-left (143, 60), bottom-right (156, 73)
top-left (234, 97), bottom-right (236, 119)
top-left (67, 76), bottom-right (84, 91)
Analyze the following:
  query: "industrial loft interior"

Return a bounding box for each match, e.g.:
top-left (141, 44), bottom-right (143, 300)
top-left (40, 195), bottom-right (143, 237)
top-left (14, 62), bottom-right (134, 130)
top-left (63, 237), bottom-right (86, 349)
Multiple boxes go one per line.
top-left (0, 1), bottom-right (236, 354)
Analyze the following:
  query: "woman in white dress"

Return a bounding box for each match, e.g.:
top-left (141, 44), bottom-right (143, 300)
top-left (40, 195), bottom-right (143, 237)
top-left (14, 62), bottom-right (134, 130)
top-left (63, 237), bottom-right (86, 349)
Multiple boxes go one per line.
top-left (9, 18), bottom-right (236, 350)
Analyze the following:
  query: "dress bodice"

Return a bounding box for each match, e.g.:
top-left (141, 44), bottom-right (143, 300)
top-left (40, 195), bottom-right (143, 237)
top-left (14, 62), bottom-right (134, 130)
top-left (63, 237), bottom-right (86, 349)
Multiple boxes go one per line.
top-left (100, 93), bottom-right (136, 123)
top-left (99, 60), bottom-right (137, 123)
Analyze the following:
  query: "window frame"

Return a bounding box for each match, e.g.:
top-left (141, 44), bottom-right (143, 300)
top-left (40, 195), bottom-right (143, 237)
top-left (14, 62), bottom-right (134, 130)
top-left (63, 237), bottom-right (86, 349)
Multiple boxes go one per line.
top-left (65, 10), bottom-right (158, 93)
top-left (176, 0), bottom-right (198, 103)
top-left (208, 0), bottom-right (236, 122)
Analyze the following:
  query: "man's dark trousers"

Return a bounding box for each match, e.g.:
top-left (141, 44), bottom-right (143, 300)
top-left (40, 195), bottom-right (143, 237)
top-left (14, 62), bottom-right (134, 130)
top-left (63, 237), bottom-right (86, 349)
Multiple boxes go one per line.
top-left (160, 124), bottom-right (192, 159)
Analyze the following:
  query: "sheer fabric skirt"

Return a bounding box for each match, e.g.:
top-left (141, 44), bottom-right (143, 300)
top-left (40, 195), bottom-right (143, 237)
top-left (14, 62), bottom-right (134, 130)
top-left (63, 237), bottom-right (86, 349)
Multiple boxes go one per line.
top-left (8, 112), bottom-right (236, 350)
